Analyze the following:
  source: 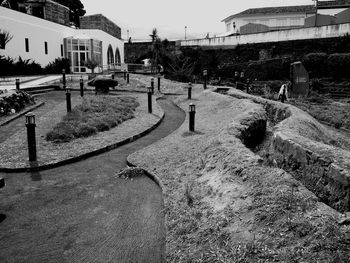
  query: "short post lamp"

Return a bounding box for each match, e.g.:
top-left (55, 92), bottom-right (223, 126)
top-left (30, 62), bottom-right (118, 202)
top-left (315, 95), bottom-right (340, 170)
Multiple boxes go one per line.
top-left (80, 76), bottom-right (84, 97)
top-left (240, 71), bottom-right (245, 83)
top-left (25, 113), bottom-right (37, 162)
top-left (246, 78), bottom-right (250, 93)
top-left (234, 71), bottom-right (239, 82)
top-left (203, 70), bottom-right (208, 89)
top-left (15, 78), bottom-right (20, 91)
top-left (62, 69), bottom-right (66, 89)
top-left (66, 88), bottom-right (71, 113)
top-left (111, 73), bottom-right (115, 80)
top-left (127, 72), bottom-right (130, 84)
top-left (189, 103), bottom-right (196, 132)
top-left (151, 77), bottom-right (154, 94)
top-left (147, 86), bottom-right (152, 113)
top-left (188, 82), bottom-right (192, 100)
top-left (123, 70), bottom-right (127, 80)
top-left (157, 74), bottom-right (161, 91)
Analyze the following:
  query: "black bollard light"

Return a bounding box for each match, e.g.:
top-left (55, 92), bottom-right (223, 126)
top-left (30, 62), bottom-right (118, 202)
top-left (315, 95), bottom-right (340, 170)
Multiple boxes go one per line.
top-left (123, 70), bottom-right (127, 80)
top-left (15, 78), bottom-right (20, 91)
top-left (66, 87), bottom-right (71, 113)
top-left (25, 113), bottom-right (37, 162)
top-left (147, 86), bottom-right (152, 113)
top-left (151, 77), bottom-right (154, 94)
top-left (188, 82), bottom-right (192, 100)
top-left (203, 70), bottom-right (207, 89)
top-left (157, 75), bottom-right (161, 91)
top-left (189, 103), bottom-right (196, 132)
top-left (127, 73), bottom-right (130, 84)
top-left (240, 71), bottom-right (245, 83)
top-left (80, 76), bottom-right (84, 97)
top-left (111, 73), bottom-right (115, 80)
top-left (246, 78), bottom-right (250, 93)
top-left (62, 69), bottom-right (66, 89)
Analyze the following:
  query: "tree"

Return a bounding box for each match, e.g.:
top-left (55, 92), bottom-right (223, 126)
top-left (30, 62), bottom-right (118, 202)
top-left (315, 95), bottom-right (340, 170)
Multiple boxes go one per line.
top-left (54, 0), bottom-right (86, 27)
top-left (84, 58), bottom-right (100, 74)
top-left (0, 29), bottom-right (13, 49)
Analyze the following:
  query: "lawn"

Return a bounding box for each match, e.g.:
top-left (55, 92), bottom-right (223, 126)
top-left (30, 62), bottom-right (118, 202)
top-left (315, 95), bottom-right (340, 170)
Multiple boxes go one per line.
top-left (46, 95), bottom-right (139, 143)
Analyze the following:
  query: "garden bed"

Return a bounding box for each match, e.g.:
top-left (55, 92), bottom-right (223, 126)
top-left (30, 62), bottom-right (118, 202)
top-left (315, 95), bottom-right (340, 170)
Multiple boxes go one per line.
top-left (0, 92), bottom-right (163, 169)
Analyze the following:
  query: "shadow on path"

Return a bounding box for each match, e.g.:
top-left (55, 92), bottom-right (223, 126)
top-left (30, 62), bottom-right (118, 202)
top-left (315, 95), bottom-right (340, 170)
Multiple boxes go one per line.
top-left (0, 96), bottom-right (185, 263)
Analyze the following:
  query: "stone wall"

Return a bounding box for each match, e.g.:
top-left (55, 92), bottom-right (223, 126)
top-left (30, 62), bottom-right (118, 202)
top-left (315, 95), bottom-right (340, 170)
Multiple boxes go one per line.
top-left (44, 0), bottom-right (69, 26)
top-left (80, 14), bottom-right (121, 40)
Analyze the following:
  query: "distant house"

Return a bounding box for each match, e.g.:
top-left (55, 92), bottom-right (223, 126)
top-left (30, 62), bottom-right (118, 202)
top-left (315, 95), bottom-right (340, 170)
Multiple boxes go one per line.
top-left (222, 1), bottom-right (350, 36)
top-left (221, 5), bottom-right (315, 36)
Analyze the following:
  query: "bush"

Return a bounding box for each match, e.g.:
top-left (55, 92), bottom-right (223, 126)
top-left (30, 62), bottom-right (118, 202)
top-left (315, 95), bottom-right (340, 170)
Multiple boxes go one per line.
top-left (245, 58), bottom-right (291, 80)
top-left (0, 56), bottom-right (42, 76)
top-left (327, 53), bottom-right (350, 79)
top-left (302, 53), bottom-right (328, 78)
top-left (46, 95), bottom-right (139, 143)
top-left (0, 91), bottom-right (35, 116)
top-left (44, 58), bottom-right (70, 74)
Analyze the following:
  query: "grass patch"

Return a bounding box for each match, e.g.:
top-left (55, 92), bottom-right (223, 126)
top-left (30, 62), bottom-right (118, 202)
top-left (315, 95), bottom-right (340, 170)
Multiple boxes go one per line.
top-left (46, 95), bottom-right (139, 143)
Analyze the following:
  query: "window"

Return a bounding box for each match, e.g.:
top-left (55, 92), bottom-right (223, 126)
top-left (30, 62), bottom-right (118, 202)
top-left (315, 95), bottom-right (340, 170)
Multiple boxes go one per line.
top-left (44, 41), bottom-right (48, 54)
top-left (61, 44), bottom-right (63, 57)
top-left (25, 38), bottom-right (29, 52)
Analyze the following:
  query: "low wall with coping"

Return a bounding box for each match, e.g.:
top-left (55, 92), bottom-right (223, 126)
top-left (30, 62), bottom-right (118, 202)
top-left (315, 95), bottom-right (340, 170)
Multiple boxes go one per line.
top-left (181, 23), bottom-right (350, 48)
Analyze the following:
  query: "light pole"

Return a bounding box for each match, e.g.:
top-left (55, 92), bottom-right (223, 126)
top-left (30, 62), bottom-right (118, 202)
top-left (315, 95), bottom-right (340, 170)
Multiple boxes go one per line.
top-left (185, 26), bottom-right (187, 40)
top-left (189, 103), bottom-right (196, 132)
top-left (147, 86), bottom-right (152, 114)
top-left (26, 113), bottom-right (37, 162)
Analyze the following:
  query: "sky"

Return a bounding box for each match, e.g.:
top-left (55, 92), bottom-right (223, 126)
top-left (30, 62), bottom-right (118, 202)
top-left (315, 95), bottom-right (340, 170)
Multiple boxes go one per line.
top-left (82, 0), bottom-right (316, 41)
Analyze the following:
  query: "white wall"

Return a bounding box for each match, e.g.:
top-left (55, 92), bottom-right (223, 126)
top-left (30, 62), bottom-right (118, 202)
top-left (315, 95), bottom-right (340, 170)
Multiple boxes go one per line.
top-left (224, 13), bottom-right (307, 34)
top-left (182, 23), bottom-right (350, 48)
top-left (0, 6), bottom-right (124, 69)
top-left (79, 29), bottom-right (124, 66)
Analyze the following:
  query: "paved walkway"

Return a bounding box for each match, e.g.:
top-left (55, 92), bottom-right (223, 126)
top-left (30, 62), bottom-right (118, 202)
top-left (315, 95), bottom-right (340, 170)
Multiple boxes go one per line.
top-left (0, 75), bottom-right (62, 91)
top-left (0, 97), bottom-right (186, 262)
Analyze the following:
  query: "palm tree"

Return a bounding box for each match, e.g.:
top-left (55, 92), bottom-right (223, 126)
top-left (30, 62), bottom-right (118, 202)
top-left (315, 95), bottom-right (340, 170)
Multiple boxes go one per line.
top-left (0, 30), bottom-right (13, 49)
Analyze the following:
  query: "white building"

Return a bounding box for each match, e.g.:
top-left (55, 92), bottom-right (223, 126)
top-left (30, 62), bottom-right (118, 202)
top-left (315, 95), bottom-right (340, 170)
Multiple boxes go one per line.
top-left (221, 5), bottom-right (315, 36)
top-left (0, 5), bottom-right (124, 73)
top-left (221, 1), bottom-right (350, 36)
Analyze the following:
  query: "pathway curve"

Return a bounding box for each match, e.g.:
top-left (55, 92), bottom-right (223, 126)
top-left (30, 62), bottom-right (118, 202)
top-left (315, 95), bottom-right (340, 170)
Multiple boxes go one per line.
top-left (0, 97), bottom-right (185, 263)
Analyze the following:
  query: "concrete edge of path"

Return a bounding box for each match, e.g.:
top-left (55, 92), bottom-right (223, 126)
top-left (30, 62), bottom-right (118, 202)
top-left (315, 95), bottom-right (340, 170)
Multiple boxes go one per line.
top-left (0, 101), bottom-right (45, 127)
top-left (0, 99), bottom-right (165, 173)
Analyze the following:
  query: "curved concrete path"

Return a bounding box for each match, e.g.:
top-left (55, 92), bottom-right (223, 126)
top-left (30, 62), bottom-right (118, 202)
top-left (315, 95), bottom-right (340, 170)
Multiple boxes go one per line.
top-left (0, 97), bottom-right (185, 263)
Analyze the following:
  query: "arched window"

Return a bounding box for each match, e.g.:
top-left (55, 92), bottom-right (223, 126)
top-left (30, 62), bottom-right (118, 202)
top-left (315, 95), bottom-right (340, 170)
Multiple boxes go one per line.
top-left (115, 48), bottom-right (121, 65)
top-left (107, 44), bottom-right (114, 67)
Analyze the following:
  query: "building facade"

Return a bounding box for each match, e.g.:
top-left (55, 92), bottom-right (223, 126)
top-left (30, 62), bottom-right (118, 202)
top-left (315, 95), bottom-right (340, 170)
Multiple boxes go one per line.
top-left (222, 1), bottom-right (350, 36)
top-left (0, 4), bottom-right (124, 73)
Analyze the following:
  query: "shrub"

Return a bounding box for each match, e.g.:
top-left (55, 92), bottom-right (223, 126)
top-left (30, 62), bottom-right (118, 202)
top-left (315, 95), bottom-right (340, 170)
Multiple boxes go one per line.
top-left (0, 56), bottom-right (42, 76)
top-left (46, 95), bottom-right (139, 143)
top-left (44, 58), bottom-right (70, 74)
top-left (14, 56), bottom-right (42, 75)
top-left (327, 53), bottom-right (350, 79)
top-left (302, 53), bottom-right (328, 78)
top-left (0, 91), bottom-right (35, 117)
